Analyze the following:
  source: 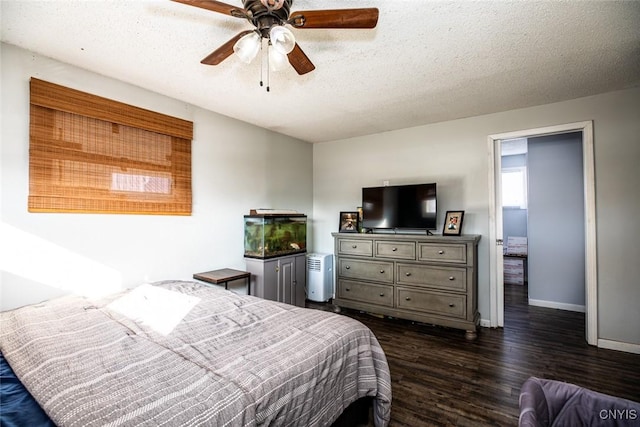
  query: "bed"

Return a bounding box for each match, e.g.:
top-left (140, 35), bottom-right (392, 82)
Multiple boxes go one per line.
top-left (0, 280), bottom-right (392, 426)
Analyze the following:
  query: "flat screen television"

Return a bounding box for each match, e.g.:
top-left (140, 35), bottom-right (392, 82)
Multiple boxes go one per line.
top-left (362, 183), bottom-right (437, 231)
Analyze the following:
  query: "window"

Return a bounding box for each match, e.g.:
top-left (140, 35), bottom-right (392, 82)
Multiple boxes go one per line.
top-left (502, 166), bottom-right (528, 209)
top-left (29, 78), bottom-right (193, 215)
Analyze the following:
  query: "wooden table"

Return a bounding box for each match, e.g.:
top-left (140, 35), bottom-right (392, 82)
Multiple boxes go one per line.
top-left (193, 268), bottom-right (251, 294)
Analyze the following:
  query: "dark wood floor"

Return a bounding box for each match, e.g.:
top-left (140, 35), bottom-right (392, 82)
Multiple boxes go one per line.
top-left (308, 285), bottom-right (640, 426)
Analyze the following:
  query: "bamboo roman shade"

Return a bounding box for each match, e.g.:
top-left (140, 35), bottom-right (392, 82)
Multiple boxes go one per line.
top-left (29, 78), bottom-right (193, 215)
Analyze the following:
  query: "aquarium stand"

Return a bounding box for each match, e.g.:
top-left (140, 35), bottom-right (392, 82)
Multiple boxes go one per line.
top-left (245, 253), bottom-right (306, 308)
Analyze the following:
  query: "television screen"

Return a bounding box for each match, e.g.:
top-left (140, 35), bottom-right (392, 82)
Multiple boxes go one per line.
top-left (362, 183), bottom-right (437, 230)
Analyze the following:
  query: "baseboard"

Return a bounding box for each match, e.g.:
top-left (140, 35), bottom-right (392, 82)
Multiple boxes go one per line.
top-left (479, 318), bottom-right (492, 328)
top-left (598, 339), bottom-right (640, 355)
top-left (528, 298), bottom-right (586, 313)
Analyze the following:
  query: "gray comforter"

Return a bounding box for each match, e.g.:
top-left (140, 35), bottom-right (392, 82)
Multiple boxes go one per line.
top-left (0, 281), bottom-right (392, 426)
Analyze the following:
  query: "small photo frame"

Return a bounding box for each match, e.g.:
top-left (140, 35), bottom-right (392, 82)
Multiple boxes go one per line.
top-left (339, 211), bottom-right (359, 233)
top-left (443, 210), bottom-right (464, 236)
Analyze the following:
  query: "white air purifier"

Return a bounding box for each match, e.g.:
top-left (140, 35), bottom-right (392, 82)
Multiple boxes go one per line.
top-left (306, 253), bottom-right (334, 302)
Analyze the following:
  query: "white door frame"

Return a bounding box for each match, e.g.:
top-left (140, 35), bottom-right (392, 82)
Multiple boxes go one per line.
top-left (487, 121), bottom-right (597, 345)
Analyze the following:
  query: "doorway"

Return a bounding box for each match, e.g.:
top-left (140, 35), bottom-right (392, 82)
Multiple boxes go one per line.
top-left (487, 121), bottom-right (597, 345)
top-left (500, 138), bottom-right (529, 300)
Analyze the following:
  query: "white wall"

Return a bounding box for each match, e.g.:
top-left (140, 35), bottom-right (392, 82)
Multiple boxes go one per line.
top-left (528, 132), bottom-right (585, 309)
top-left (0, 43), bottom-right (313, 310)
top-left (312, 86), bottom-right (640, 346)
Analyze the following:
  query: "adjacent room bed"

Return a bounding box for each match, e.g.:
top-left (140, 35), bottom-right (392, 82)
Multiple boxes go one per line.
top-left (0, 280), bottom-right (392, 426)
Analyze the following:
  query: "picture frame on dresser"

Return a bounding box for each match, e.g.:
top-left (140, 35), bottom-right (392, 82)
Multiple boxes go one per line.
top-left (339, 211), bottom-right (359, 233)
top-left (443, 210), bottom-right (464, 236)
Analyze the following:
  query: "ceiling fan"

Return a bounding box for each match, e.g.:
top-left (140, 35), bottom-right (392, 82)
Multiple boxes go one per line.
top-left (171, 0), bottom-right (379, 75)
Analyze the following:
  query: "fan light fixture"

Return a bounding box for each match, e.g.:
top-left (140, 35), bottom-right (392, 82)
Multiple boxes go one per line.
top-left (233, 31), bottom-right (261, 63)
top-left (231, 26), bottom-right (295, 92)
top-left (268, 44), bottom-right (289, 71)
top-left (269, 25), bottom-right (296, 54)
top-left (232, 25), bottom-right (295, 67)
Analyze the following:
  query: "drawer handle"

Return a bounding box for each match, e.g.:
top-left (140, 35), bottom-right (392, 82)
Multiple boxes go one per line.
top-left (345, 265), bottom-right (351, 270)
top-left (345, 288), bottom-right (350, 292)
top-left (405, 296), bottom-right (411, 301)
top-left (392, 247), bottom-right (397, 251)
top-left (449, 276), bottom-right (455, 281)
top-left (438, 250), bottom-right (445, 255)
top-left (449, 303), bottom-right (455, 307)
top-left (379, 270), bottom-right (385, 274)
top-left (379, 293), bottom-right (385, 297)
top-left (352, 245), bottom-right (357, 249)
top-left (405, 272), bottom-right (411, 277)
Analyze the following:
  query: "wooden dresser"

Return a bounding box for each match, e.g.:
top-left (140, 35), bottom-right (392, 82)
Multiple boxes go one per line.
top-left (332, 232), bottom-right (481, 339)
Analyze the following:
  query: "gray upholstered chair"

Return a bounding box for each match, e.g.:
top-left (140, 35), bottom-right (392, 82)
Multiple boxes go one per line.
top-left (519, 377), bottom-right (640, 427)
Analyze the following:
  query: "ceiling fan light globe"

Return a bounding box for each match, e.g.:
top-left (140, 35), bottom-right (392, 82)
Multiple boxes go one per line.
top-left (233, 32), bottom-right (261, 64)
top-left (269, 25), bottom-right (295, 54)
top-left (268, 46), bottom-right (289, 71)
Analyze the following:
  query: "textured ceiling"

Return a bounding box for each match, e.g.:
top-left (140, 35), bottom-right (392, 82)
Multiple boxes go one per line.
top-left (2, 0), bottom-right (640, 143)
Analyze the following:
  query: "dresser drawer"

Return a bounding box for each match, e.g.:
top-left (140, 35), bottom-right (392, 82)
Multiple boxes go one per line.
top-left (338, 279), bottom-right (394, 307)
top-left (418, 243), bottom-right (466, 263)
top-left (375, 241), bottom-right (416, 260)
top-left (337, 239), bottom-right (373, 256)
top-left (397, 287), bottom-right (467, 319)
top-left (397, 263), bottom-right (467, 291)
top-left (338, 258), bottom-right (394, 283)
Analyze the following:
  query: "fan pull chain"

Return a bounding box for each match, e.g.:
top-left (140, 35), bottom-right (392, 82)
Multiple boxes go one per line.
top-left (259, 41), bottom-right (264, 88)
top-left (258, 40), bottom-right (270, 92)
top-left (266, 50), bottom-right (271, 92)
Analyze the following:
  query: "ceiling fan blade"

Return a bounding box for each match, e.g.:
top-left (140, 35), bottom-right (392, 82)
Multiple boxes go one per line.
top-left (287, 43), bottom-right (315, 75)
top-left (288, 8), bottom-right (379, 29)
top-left (201, 30), bottom-right (255, 65)
top-left (171, 0), bottom-right (247, 18)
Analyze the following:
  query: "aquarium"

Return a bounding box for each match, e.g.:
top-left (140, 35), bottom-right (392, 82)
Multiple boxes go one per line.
top-left (244, 214), bottom-right (307, 259)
